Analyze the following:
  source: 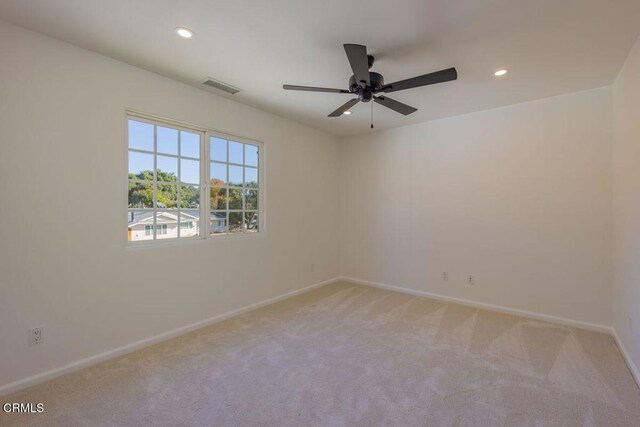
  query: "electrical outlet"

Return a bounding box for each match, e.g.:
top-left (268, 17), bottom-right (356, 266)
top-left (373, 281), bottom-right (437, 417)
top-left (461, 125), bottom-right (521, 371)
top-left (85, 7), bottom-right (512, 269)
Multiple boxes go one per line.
top-left (29, 327), bottom-right (43, 346)
top-left (310, 263), bottom-right (315, 273)
top-left (443, 272), bottom-right (448, 281)
top-left (467, 275), bottom-right (475, 285)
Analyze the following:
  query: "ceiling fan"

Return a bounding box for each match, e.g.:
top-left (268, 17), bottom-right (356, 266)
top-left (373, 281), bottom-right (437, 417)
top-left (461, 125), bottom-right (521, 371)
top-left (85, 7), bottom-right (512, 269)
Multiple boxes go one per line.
top-left (283, 44), bottom-right (457, 124)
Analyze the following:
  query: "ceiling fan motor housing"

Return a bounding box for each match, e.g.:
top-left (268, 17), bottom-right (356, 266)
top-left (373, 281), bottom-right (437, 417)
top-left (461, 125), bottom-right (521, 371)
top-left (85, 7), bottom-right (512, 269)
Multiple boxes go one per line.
top-left (349, 72), bottom-right (384, 102)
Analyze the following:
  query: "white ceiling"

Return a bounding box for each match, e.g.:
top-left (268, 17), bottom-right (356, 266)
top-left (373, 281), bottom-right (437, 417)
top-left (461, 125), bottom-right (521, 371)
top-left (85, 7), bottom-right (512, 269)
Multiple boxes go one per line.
top-left (1, 0), bottom-right (639, 136)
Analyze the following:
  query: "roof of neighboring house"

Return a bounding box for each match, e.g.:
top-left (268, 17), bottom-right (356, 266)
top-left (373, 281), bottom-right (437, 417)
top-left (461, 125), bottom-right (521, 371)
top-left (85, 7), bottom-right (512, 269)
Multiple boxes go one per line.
top-left (128, 210), bottom-right (200, 227)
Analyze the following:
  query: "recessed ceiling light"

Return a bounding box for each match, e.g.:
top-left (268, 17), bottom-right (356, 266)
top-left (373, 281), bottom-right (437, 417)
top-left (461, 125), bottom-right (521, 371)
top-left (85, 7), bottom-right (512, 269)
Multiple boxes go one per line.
top-left (494, 68), bottom-right (509, 77)
top-left (175, 27), bottom-right (194, 39)
top-left (343, 111), bottom-right (352, 115)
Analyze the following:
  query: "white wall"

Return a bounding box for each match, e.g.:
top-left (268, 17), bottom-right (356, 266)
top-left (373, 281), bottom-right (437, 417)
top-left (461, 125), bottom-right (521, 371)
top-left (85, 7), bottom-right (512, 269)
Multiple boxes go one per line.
top-left (613, 36), bottom-right (640, 376)
top-left (0, 20), bottom-right (341, 390)
top-left (340, 87), bottom-right (613, 327)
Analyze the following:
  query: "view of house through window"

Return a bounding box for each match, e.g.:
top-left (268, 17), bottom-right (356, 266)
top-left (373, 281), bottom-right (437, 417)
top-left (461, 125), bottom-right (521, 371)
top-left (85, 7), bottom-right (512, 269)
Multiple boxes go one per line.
top-left (127, 116), bottom-right (262, 243)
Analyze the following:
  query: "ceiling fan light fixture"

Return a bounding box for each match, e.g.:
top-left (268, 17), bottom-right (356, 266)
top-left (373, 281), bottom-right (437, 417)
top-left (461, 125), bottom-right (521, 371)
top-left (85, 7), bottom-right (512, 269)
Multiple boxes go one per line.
top-left (175, 27), bottom-right (194, 39)
top-left (494, 68), bottom-right (509, 77)
top-left (343, 111), bottom-right (352, 115)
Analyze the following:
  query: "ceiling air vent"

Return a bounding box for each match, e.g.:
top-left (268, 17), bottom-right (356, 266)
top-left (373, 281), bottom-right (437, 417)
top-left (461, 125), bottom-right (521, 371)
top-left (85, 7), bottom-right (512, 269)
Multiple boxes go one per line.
top-left (200, 77), bottom-right (242, 95)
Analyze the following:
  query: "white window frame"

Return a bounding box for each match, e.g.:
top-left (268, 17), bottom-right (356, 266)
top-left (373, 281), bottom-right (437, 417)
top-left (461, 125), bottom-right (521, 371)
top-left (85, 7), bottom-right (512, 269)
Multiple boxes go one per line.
top-left (125, 111), bottom-right (265, 247)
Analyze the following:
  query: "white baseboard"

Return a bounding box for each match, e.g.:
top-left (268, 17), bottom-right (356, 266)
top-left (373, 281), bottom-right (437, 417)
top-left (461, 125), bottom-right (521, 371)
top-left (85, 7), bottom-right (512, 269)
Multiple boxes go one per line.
top-left (0, 277), bottom-right (341, 397)
top-left (612, 329), bottom-right (640, 388)
top-left (338, 276), bottom-right (612, 334)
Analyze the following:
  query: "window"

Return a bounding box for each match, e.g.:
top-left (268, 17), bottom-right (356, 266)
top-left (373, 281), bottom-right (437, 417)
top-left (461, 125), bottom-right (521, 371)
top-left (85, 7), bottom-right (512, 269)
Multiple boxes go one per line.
top-left (156, 224), bottom-right (168, 235)
top-left (127, 118), bottom-right (202, 242)
top-left (209, 136), bottom-right (260, 236)
top-left (127, 115), bottom-right (263, 244)
top-left (144, 224), bottom-right (167, 236)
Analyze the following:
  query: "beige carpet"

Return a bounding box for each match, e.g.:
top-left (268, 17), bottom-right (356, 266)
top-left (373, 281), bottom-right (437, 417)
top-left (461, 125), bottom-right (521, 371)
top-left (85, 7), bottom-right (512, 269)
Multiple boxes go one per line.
top-left (2, 282), bottom-right (640, 426)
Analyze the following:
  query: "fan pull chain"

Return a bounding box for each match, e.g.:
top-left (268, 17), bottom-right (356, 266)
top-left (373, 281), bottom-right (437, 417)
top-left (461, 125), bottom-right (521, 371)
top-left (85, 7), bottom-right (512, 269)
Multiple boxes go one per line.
top-left (371, 101), bottom-right (374, 129)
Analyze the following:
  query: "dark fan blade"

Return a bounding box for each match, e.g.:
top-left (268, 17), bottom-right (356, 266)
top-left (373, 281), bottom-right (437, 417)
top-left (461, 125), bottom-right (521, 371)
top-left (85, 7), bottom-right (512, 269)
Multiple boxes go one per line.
top-left (374, 96), bottom-right (417, 115)
top-left (344, 44), bottom-right (370, 87)
top-left (378, 67), bottom-right (457, 93)
top-left (328, 98), bottom-right (360, 117)
top-left (283, 84), bottom-right (350, 93)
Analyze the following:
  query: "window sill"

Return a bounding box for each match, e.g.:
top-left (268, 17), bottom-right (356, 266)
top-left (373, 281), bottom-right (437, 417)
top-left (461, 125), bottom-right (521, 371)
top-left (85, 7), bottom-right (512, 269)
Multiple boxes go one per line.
top-left (125, 232), bottom-right (266, 251)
